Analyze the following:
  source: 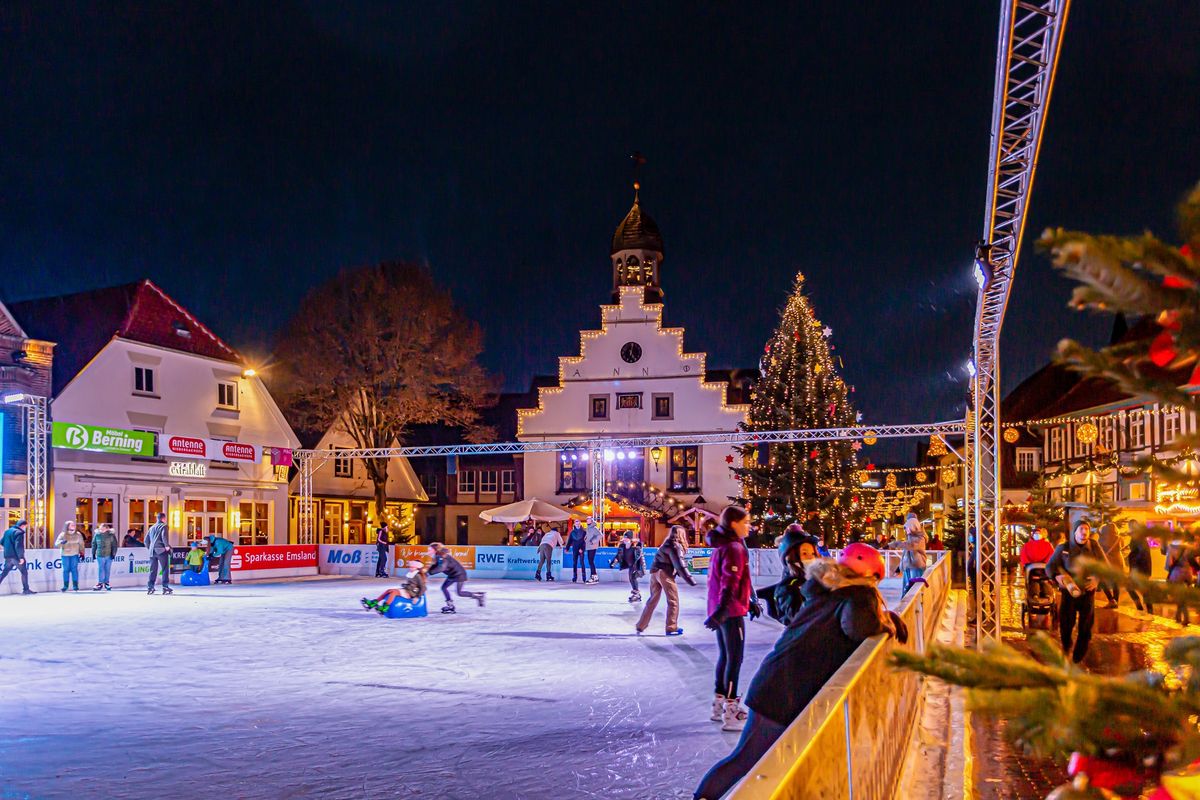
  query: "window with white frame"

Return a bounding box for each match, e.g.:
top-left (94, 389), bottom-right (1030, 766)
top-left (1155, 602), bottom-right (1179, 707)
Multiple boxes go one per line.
top-left (1016, 448), bottom-right (1040, 473)
top-left (1048, 428), bottom-right (1065, 462)
top-left (217, 381), bottom-right (238, 409)
top-left (1163, 408), bottom-right (1181, 445)
top-left (501, 469), bottom-right (515, 494)
top-left (1126, 481), bottom-right (1148, 502)
top-left (133, 366), bottom-right (156, 395)
top-left (457, 470), bottom-right (476, 494)
top-left (479, 470), bottom-right (498, 494)
top-left (333, 448), bottom-right (352, 478)
top-left (1129, 413), bottom-right (1147, 449)
top-left (1098, 417), bottom-right (1117, 452)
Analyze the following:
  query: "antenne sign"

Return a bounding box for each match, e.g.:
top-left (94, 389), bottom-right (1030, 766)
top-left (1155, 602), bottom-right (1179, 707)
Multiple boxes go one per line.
top-left (51, 422), bottom-right (155, 457)
top-left (160, 434), bottom-right (262, 463)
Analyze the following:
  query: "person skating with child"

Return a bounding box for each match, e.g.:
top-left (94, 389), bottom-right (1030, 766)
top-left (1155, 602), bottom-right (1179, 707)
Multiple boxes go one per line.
top-left (362, 560), bottom-right (428, 615)
top-left (427, 543), bottom-right (485, 614)
top-left (611, 531), bottom-right (646, 602)
top-left (694, 543), bottom-right (907, 799)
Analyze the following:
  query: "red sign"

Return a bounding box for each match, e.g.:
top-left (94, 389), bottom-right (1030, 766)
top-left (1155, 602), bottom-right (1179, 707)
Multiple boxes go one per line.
top-left (221, 442), bottom-right (258, 462)
top-left (165, 436), bottom-right (208, 458)
top-left (229, 545), bottom-right (318, 571)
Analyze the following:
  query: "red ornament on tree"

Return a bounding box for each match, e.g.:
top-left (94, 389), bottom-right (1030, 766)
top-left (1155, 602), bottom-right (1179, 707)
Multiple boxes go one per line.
top-left (725, 454), bottom-right (735, 464)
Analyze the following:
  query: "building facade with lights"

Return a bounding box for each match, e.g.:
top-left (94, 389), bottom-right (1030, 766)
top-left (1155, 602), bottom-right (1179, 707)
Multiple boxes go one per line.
top-left (517, 188), bottom-right (752, 545)
top-left (0, 301), bottom-right (54, 532)
top-left (287, 421), bottom-right (427, 544)
top-left (9, 281), bottom-right (299, 547)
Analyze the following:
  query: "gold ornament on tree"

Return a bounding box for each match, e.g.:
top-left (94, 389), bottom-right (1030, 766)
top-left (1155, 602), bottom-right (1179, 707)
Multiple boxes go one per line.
top-left (1003, 427), bottom-right (1020, 444)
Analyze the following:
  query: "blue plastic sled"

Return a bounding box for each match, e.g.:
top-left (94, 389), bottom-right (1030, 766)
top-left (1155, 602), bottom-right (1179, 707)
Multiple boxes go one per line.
top-left (180, 557), bottom-right (211, 587)
top-left (385, 595), bottom-right (428, 619)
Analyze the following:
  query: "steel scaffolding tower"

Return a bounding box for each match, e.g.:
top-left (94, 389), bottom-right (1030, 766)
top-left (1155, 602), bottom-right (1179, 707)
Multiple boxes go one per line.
top-left (971, 0), bottom-right (1070, 643)
top-left (25, 396), bottom-right (49, 548)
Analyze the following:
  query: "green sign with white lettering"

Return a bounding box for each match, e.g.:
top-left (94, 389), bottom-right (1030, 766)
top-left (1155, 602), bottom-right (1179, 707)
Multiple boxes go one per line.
top-left (52, 422), bottom-right (156, 457)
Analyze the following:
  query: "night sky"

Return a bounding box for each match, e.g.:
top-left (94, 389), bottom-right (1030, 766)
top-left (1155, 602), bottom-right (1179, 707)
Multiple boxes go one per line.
top-left (2, 2), bottom-right (1198, 454)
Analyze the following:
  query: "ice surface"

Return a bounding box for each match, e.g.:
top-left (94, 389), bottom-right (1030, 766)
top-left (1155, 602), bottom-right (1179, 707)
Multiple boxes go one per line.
top-left (0, 574), bottom-right (899, 799)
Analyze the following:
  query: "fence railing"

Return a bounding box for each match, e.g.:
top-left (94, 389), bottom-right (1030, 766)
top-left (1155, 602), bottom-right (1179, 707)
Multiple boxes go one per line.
top-left (728, 551), bottom-right (951, 800)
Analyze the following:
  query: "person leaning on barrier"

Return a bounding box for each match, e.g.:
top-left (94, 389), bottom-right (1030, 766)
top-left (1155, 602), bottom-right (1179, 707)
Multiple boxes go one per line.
top-left (694, 544), bottom-right (907, 800)
top-left (0, 519), bottom-right (35, 594)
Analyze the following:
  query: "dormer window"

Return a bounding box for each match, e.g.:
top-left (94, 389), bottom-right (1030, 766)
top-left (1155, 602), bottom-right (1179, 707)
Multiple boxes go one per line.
top-left (172, 321), bottom-right (192, 339)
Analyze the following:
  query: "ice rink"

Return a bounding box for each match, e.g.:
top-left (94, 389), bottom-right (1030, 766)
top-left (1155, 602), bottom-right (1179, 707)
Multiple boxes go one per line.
top-left (0, 574), bottom-right (841, 800)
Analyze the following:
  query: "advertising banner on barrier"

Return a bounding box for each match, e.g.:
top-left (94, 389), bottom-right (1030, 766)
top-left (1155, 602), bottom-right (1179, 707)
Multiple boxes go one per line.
top-left (562, 546), bottom-right (712, 575)
top-left (230, 545), bottom-right (317, 572)
top-left (471, 546), bottom-right (560, 578)
top-left (395, 544), bottom-right (475, 570)
top-left (1, 549), bottom-right (153, 594)
top-left (319, 545), bottom-right (383, 576)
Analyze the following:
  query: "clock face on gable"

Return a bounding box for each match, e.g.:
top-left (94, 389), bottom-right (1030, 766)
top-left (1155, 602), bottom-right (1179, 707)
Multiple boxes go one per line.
top-left (620, 341), bottom-right (643, 364)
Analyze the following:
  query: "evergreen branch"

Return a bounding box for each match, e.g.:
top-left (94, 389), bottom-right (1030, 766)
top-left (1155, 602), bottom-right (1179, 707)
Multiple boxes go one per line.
top-left (1055, 340), bottom-right (1199, 410)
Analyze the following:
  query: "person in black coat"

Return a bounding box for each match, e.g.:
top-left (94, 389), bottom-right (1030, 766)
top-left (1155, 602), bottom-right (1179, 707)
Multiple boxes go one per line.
top-left (1046, 521), bottom-right (1105, 663)
top-left (565, 521), bottom-right (588, 583)
top-left (1126, 533), bottom-right (1153, 613)
top-left (756, 524), bottom-right (820, 626)
top-left (427, 543), bottom-right (486, 614)
top-left (694, 549), bottom-right (907, 800)
top-left (374, 524), bottom-right (391, 578)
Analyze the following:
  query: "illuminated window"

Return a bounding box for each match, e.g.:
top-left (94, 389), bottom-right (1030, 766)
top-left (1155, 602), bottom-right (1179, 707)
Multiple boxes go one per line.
top-left (1098, 417), bottom-right (1117, 452)
top-left (559, 456), bottom-right (587, 492)
top-left (1048, 428), bottom-right (1064, 462)
top-left (1163, 409), bottom-right (1181, 444)
top-left (238, 502), bottom-right (270, 545)
top-left (669, 446), bottom-right (700, 492)
top-left (1129, 413), bottom-right (1147, 449)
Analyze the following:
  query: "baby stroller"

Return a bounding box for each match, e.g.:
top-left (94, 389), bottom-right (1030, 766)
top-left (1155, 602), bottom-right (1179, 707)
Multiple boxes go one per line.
top-left (1021, 562), bottom-right (1057, 629)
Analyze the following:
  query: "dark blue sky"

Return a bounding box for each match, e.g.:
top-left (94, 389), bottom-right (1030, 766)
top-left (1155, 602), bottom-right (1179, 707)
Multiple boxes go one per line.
top-left (2, 2), bottom-right (1198, 453)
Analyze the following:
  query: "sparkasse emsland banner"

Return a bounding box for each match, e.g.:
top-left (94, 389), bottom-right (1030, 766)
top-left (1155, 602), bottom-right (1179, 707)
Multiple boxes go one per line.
top-left (51, 421), bottom-right (156, 457)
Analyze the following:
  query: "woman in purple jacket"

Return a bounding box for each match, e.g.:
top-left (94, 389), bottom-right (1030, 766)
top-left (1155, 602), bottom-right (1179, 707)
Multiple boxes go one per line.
top-left (704, 505), bottom-right (759, 731)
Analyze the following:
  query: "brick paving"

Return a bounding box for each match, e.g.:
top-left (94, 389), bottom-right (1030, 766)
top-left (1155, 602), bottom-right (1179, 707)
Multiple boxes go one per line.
top-left (967, 582), bottom-right (1189, 799)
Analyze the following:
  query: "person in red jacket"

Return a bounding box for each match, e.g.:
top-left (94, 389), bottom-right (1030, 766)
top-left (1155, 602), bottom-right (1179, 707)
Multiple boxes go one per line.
top-left (1020, 528), bottom-right (1056, 604)
top-left (704, 505), bottom-right (761, 732)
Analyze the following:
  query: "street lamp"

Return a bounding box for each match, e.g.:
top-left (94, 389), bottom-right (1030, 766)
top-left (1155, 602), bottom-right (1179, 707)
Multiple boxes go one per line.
top-left (650, 446), bottom-right (663, 471)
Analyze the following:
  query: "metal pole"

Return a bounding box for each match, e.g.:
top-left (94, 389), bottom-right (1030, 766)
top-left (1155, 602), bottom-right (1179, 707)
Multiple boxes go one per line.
top-left (25, 397), bottom-right (49, 548)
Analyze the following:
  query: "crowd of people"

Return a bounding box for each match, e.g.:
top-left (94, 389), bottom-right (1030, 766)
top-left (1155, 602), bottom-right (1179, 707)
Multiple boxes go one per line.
top-left (0, 513), bottom-right (239, 595)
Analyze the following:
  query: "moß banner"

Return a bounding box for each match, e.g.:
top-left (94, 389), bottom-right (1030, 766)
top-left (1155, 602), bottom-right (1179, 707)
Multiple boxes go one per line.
top-left (160, 434), bottom-right (263, 463)
top-left (51, 422), bottom-right (155, 457)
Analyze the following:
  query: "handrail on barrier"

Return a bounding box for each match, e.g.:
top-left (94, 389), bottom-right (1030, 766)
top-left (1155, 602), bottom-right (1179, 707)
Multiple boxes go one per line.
top-left (727, 551), bottom-right (951, 800)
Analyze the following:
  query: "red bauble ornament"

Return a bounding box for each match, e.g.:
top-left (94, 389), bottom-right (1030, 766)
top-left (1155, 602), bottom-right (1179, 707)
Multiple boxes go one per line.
top-left (809, 449), bottom-right (819, 459)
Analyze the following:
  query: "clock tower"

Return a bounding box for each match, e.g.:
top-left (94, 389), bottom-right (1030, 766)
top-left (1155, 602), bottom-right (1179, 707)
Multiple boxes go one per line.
top-left (611, 181), bottom-right (664, 304)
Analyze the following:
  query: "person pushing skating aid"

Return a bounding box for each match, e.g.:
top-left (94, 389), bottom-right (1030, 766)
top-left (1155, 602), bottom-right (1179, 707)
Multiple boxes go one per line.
top-left (427, 543), bottom-right (485, 614)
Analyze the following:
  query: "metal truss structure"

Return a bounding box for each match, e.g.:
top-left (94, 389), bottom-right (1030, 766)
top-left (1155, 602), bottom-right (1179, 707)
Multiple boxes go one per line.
top-left (971, 0), bottom-right (1069, 643)
top-left (295, 420), bottom-right (965, 540)
top-left (24, 396), bottom-right (49, 548)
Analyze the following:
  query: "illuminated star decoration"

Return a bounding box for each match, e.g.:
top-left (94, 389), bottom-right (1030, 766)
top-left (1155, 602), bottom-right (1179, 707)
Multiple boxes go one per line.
top-left (855, 411), bottom-right (863, 423)
top-left (821, 326), bottom-right (833, 339)
top-left (725, 454), bottom-right (734, 464)
top-left (851, 441), bottom-right (863, 451)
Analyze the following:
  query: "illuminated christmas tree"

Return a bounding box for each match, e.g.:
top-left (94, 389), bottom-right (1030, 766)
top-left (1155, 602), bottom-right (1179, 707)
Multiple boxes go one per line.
top-left (734, 272), bottom-right (862, 543)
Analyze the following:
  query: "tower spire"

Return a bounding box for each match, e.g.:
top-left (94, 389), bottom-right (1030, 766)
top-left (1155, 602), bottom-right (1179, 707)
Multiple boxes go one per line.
top-left (612, 152), bottom-right (663, 303)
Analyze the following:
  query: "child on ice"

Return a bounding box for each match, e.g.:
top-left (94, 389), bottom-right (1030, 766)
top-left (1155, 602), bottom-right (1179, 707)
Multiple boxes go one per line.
top-left (186, 541), bottom-right (206, 573)
top-left (427, 543), bottom-right (486, 614)
top-left (361, 560), bottom-right (428, 615)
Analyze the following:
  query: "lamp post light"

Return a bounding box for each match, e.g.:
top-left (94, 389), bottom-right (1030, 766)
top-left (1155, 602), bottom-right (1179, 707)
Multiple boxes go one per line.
top-left (650, 446), bottom-right (663, 472)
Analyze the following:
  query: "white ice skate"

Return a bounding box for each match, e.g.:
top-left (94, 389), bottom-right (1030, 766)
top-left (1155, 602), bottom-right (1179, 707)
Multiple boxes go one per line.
top-left (722, 698), bottom-right (748, 732)
top-left (710, 695), bottom-right (725, 722)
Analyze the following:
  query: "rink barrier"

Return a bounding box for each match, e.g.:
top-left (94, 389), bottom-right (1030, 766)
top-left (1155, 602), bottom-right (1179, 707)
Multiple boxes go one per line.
top-left (727, 550), bottom-right (951, 800)
top-left (2, 545), bottom-right (318, 594)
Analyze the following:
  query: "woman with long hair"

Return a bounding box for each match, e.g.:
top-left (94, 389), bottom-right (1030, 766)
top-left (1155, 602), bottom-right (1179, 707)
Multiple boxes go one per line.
top-left (636, 525), bottom-right (697, 636)
top-left (705, 505), bottom-right (759, 731)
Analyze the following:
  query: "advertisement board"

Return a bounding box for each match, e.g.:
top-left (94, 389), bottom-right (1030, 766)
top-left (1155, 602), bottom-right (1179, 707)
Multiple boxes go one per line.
top-left (395, 544), bottom-right (475, 570)
top-left (1, 549), bottom-right (153, 594)
top-left (562, 546), bottom-right (712, 575)
top-left (51, 421), bottom-right (155, 457)
top-left (471, 546), bottom-right (560, 579)
top-left (319, 545), bottom-right (384, 576)
top-left (230, 545), bottom-right (317, 572)
top-left (160, 434), bottom-right (262, 463)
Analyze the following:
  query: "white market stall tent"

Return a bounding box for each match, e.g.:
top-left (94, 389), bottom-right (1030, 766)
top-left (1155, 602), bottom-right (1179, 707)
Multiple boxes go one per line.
top-left (478, 497), bottom-right (581, 524)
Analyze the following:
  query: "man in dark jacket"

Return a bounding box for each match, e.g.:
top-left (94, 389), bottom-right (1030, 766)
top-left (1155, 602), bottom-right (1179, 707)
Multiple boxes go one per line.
top-left (1126, 534), bottom-right (1153, 613)
top-left (566, 521), bottom-right (588, 583)
top-left (145, 512), bottom-right (173, 595)
top-left (427, 543), bottom-right (485, 614)
top-left (694, 550), bottom-right (906, 800)
top-left (374, 524), bottom-right (390, 577)
top-left (0, 519), bottom-right (35, 594)
top-left (1046, 522), bottom-right (1105, 663)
